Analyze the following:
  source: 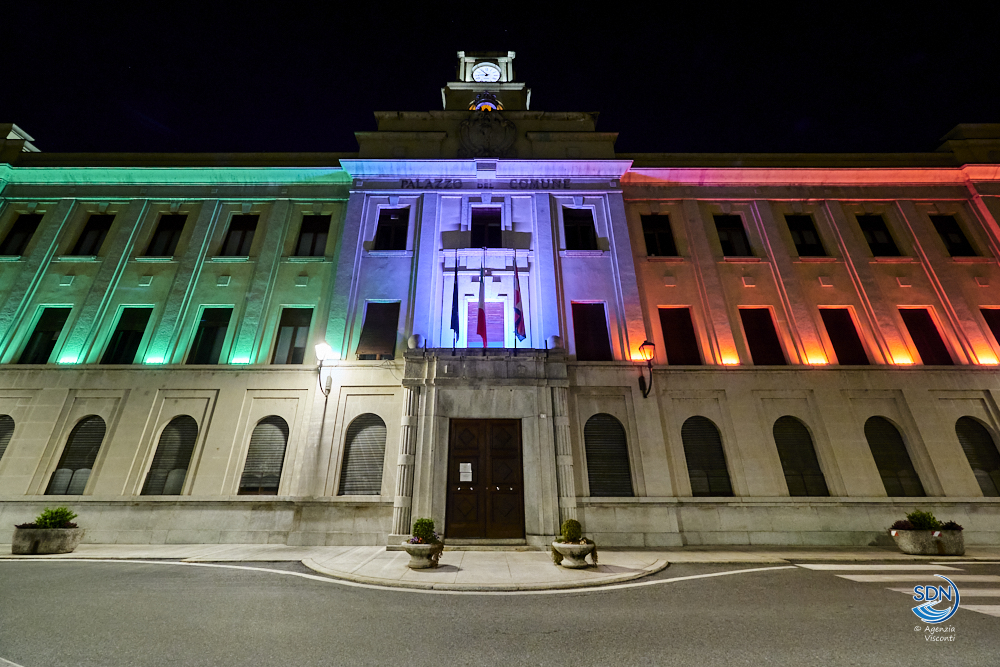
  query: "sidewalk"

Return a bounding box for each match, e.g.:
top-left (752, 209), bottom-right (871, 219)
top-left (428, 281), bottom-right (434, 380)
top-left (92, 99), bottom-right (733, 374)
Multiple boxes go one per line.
top-left (3, 543), bottom-right (999, 592)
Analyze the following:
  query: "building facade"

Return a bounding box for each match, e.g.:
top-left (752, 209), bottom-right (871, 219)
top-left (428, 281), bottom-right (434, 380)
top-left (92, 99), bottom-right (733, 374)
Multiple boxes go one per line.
top-left (1, 52), bottom-right (999, 547)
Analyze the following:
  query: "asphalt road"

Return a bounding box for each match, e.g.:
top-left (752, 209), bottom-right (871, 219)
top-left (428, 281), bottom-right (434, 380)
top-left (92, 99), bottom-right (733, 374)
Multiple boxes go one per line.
top-left (1, 559), bottom-right (997, 666)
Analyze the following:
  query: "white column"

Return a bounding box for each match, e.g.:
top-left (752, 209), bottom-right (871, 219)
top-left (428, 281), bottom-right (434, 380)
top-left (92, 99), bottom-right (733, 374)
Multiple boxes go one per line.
top-left (551, 385), bottom-right (577, 523)
top-left (391, 385), bottom-right (421, 538)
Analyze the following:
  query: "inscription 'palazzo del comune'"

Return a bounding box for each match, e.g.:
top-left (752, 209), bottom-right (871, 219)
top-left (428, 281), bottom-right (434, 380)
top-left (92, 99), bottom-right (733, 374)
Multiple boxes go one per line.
top-left (1, 51), bottom-right (999, 548)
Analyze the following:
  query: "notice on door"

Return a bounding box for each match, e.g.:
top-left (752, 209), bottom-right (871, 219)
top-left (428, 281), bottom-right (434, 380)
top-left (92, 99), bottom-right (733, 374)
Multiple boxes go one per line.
top-left (459, 462), bottom-right (472, 482)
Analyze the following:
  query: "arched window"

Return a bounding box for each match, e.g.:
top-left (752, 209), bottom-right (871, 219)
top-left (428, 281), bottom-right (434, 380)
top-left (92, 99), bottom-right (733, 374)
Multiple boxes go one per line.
top-left (339, 414), bottom-right (387, 495)
top-left (864, 416), bottom-right (925, 497)
top-left (681, 416), bottom-right (733, 496)
top-left (584, 413), bottom-right (634, 497)
top-left (46, 415), bottom-right (106, 495)
top-left (955, 417), bottom-right (1000, 497)
top-left (0, 415), bottom-right (14, 463)
top-left (772, 416), bottom-right (829, 496)
top-left (142, 416), bottom-right (199, 495)
top-left (238, 416), bottom-right (289, 495)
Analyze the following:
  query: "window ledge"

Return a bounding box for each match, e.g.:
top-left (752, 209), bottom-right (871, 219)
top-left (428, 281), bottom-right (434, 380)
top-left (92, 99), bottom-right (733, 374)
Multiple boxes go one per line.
top-left (951, 256), bottom-right (993, 263)
top-left (0, 255), bottom-right (22, 262)
top-left (366, 250), bottom-right (413, 258)
top-left (722, 256), bottom-right (761, 263)
top-left (54, 255), bottom-right (99, 262)
top-left (560, 250), bottom-right (606, 257)
top-left (645, 256), bottom-right (684, 262)
top-left (870, 257), bottom-right (914, 263)
top-left (134, 256), bottom-right (176, 263)
top-left (285, 255), bottom-right (329, 262)
top-left (796, 256), bottom-right (838, 263)
top-left (210, 256), bottom-right (251, 262)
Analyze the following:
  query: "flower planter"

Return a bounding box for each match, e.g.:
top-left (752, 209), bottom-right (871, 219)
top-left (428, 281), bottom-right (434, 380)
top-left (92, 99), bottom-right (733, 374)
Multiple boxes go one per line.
top-left (552, 541), bottom-right (595, 569)
top-left (890, 529), bottom-right (965, 556)
top-left (402, 542), bottom-right (443, 569)
top-left (12, 528), bottom-right (85, 555)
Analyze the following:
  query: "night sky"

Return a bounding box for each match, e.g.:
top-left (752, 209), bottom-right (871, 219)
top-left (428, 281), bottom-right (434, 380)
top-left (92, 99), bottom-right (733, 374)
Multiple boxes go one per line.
top-left (8, 5), bottom-right (1000, 156)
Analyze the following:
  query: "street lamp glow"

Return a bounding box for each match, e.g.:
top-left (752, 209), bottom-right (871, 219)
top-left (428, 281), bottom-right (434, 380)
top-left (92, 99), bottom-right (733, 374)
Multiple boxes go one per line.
top-left (315, 343), bottom-right (334, 362)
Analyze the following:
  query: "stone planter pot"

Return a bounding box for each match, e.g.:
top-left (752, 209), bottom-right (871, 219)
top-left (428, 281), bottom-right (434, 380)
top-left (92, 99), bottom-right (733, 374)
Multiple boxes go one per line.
top-left (12, 528), bottom-right (85, 555)
top-left (890, 529), bottom-right (965, 556)
top-left (552, 541), bottom-right (595, 569)
top-left (402, 542), bottom-right (444, 569)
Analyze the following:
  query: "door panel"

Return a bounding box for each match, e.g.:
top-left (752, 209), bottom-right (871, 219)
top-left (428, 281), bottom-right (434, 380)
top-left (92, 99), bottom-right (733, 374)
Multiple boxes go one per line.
top-left (446, 419), bottom-right (524, 539)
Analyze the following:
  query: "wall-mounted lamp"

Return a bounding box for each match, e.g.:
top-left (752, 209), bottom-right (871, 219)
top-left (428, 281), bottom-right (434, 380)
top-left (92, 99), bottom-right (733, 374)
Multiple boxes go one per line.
top-left (315, 342), bottom-right (338, 397)
top-left (637, 340), bottom-right (655, 399)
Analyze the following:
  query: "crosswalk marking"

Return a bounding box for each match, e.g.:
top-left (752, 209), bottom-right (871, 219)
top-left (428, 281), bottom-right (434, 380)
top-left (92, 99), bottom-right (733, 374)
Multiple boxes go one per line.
top-left (837, 574), bottom-right (1000, 583)
top-left (796, 564), bottom-right (961, 571)
top-left (961, 605), bottom-right (1000, 617)
top-left (888, 587), bottom-right (1000, 596)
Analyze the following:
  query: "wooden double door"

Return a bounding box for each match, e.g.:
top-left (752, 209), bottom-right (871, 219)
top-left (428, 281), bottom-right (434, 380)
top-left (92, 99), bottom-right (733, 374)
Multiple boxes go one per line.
top-left (445, 419), bottom-right (525, 539)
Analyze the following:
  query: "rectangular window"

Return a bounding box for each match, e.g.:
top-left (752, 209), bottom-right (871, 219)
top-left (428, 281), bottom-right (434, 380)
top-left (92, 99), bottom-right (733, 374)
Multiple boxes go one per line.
top-left (714, 215), bottom-right (752, 256)
top-left (294, 215), bottom-right (330, 257)
top-left (186, 307), bottom-right (233, 364)
top-left (819, 308), bottom-right (869, 365)
top-left (466, 301), bottom-right (505, 347)
top-left (856, 215), bottom-right (901, 256)
top-left (571, 302), bottom-right (613, 361)
top-left (100, 307), bottom-right (153, 364)
top-left (641, 214), bottom-right (678, 257)
top-left (658, 307), bottom-right (702, 365)
top-left (980, 308), bottom-right (1000, 347)
top-left (220, 215), bottom-right (257, 256)
top-left (785, 215), bottom-right (827, 257)
top-left (356, 302), bottom-right (400, 360)
top-left (930, 215), bottom-right (977, 257)
top-left (144, 215), bottom-right (186, 257)
top-left (18, 307), bottom-right (71, 364)
top-left (739, 308), bottom-right (787, 365)
top-left (899, 308), bottom-right (953, 365)
top-left (471, 208), bottom-right (502, 249)
top-left (0, 213), bottom-right (42, 256)
top-left (373, 209), bottom-right (408, 251)
top-left (563, 208), bottom-right (598, 251)
top-left (71, 214), bottom-right (114, 256)
top-left (272, 308), bottom-right (313, 364)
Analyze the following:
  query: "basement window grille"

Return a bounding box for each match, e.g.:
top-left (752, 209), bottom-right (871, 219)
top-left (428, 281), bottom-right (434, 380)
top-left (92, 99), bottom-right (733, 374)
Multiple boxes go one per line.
top-left (681, 416), bottom-right (734, 497)
top-left (142, 415), bottom-right (198, 495)
top-left (864, 416), bottom-right (926, 497)
top-left (338, 414), bottom-right (387, 495)
top-left (46, 415), bottom-right (106, 495)
top-left (238, 416), bottom-right (288, 495)
top-left (772, 416), bottom-right (830, 496)
top-left (584, 413), bottom-right (634, 497)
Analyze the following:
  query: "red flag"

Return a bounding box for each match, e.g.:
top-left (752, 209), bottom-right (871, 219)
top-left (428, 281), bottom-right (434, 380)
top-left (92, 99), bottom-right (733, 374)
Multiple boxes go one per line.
top-left (476, 264), bottom-right (488, 347)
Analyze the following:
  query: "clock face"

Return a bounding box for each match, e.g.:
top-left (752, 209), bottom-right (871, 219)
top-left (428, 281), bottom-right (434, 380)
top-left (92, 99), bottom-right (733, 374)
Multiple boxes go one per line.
top-left (472, 63), bottom-right (501, 83)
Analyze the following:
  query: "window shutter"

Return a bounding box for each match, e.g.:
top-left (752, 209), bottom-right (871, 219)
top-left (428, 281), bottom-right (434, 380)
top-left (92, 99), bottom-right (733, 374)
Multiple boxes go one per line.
top-left (864, 417), bottom-right (925, 496)
top-left (772, 416), bottom-right (829, 496)
top-left (584, 414), bottom-right (634, 497)
top-left (572, 303), bottom-right (613, 361)
top-left (46, 415), bottom-right (106, 495)
top-left (239, 416), bottom-right (288, 495)
top-left (356, 302), bottom-right (400, 358)
top-left (740, 308), bottom-right (787, 365)
top-left (339, 414), bottom-right (387, 495)
top-left (0, 415), bottom-right (13, 462)
top-left (899, 309), bottom-right (953, 365)
top-left (142, 416), bottom-right (199, 495)
top-left (681, 416), bottom-right (733, 496)
top-left (658, 307), bottom-right (702, 365)
top-left (820, 309), bottom-right (870, 365)
top-left (955, 417), bottom-right (1000, 497)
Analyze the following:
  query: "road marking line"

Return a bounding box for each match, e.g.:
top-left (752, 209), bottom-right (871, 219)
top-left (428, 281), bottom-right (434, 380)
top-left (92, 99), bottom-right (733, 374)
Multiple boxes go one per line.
top-left (961, 605), bottom-right (1000, 617)
top-left (837, 574), bottom-right (1000, 583)
top-left (931, 561), bottom-right (1000, 565)
top-left (0, 558), bottom-right (796, 596)
top-left (0, 657), bottom-right (27, 667)
top-left (796, 564), bottom-right (962, 571)
top-left (887, 587), bottom-right (1000, 596)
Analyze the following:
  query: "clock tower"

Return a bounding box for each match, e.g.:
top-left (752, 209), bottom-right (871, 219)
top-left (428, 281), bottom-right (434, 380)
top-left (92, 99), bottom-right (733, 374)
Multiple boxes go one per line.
top-left (442, 51), bottom-right (531, 111)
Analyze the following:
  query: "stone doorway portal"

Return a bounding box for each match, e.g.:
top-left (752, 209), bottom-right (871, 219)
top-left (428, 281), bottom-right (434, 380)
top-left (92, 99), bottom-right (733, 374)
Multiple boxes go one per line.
top-left (445, 419), bottom-right (525, 539)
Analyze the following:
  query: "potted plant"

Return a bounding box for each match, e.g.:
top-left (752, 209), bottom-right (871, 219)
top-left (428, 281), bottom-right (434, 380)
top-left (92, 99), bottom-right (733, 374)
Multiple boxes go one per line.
top-left (12, 507), bottom-right (84, 555)
top-left (401, 518), bottom-right (444, 569)
top-left (551, 518), bottom-right (598, 569)
top-left (889, 509), bottom-right (965, 556)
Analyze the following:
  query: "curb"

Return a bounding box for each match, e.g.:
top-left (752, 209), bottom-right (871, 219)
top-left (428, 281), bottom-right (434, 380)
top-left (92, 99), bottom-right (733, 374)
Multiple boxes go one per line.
top-left (300, 557), bottom-right (670, 592)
